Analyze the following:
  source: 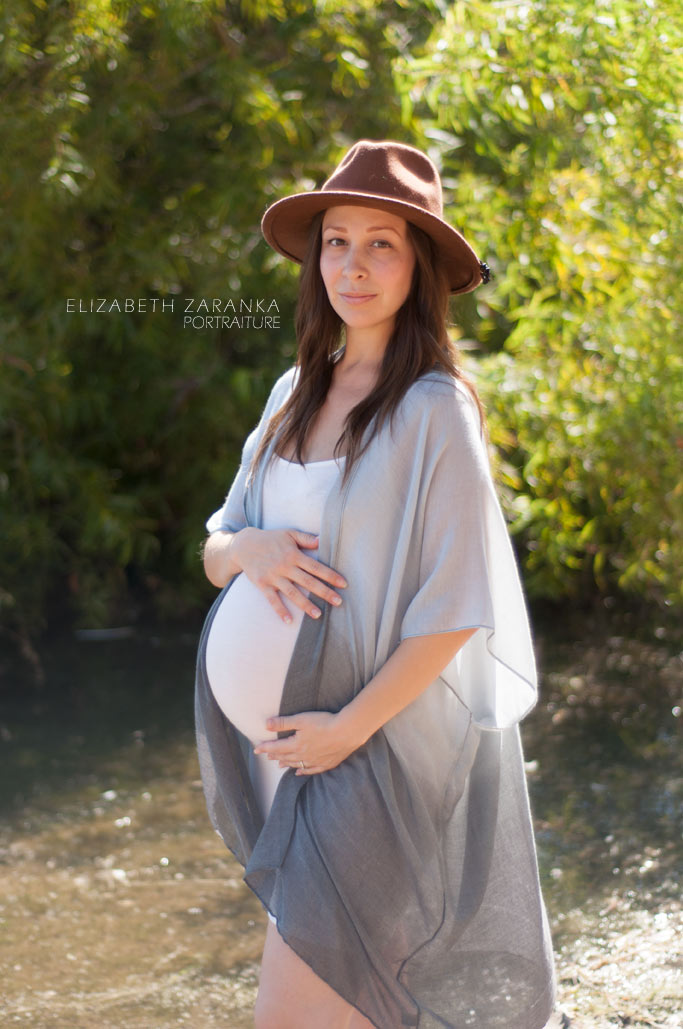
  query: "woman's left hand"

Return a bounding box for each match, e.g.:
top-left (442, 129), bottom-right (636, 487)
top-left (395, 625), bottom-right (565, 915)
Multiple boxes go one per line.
top-left (253, 711), bottom-right (362, 775)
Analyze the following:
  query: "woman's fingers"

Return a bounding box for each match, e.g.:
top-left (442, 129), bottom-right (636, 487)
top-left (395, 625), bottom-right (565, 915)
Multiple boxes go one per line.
top-left (289, 530), bottom-right (320, 548)
top-left (286, 567), bottom-right (345, 610)
top-left (297, 550), bottom-right (348, 591)
top-left (237, 528), bottom-right (348, 623)
top-left (261, 579), bottom-right (320, 624)
top-left (261, 585), bottom-right (297, 624)
top-left (254, 712), bottom-right (352, 776)
top-left (272, 535), bottom-right (347, 619)
top-left (277, 578), bottom-right (323, 620)
top-left (287, 531), bottom-right (348, 588)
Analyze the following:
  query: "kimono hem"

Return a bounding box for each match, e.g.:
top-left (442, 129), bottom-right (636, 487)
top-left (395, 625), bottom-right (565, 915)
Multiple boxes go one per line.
top-left (195, 364), bottom-right (556, 1028)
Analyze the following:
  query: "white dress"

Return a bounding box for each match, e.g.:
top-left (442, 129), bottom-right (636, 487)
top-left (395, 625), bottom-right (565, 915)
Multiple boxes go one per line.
top-left (205, 452), bottom-right (345, 822)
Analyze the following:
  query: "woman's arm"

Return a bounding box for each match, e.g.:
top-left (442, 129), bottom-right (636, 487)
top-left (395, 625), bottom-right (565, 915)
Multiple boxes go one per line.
top-left (202, 529), bottom-right (244, 588)
top-left (255, 627), bottom-right (477, 774)
top-left (336, 627), bottom-right (477, 745)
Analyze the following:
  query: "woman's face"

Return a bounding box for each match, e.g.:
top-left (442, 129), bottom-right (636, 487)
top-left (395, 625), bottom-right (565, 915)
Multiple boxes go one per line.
top-left (319, 205), bottom-right (416, 339)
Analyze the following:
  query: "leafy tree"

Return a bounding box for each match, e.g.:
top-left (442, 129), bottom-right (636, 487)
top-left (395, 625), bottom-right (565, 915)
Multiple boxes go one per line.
top-left (0, 0), bottom-right (435, 647)
top-left (395, 0), bottom-right (682, 606)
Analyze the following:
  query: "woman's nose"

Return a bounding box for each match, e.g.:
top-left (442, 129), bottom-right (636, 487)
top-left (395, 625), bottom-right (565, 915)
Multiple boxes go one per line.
top-left (342, 243), bottom-right (368, 276)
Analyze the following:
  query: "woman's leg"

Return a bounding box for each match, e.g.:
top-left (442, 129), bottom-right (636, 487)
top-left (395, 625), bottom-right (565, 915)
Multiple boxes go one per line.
top-left (254, 919), bottom-right (374, 1029)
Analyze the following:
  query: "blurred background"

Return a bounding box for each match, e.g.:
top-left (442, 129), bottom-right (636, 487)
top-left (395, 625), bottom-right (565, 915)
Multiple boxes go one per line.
top-left (0, 1), bottom-right (681, 1026)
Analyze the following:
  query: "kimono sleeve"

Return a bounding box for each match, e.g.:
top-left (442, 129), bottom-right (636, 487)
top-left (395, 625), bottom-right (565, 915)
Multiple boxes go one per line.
top-left (205, 364), bottom-right (297, 535)
top-left (399, 384), bottom-right (537, 729)
top-left (205, 425), bottom-right (259, 535)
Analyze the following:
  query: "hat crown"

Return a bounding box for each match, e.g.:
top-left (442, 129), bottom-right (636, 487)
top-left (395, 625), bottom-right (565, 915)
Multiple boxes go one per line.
top-left (321, 140), bottom-right (444, 220)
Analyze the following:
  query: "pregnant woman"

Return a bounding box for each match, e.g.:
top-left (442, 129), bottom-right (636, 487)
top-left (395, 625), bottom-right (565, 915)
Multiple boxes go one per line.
top-left (195, 139), bottom-right (556, 1028)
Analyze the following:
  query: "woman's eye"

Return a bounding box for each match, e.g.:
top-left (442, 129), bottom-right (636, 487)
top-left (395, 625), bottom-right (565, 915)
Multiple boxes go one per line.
top-left (323, 237), bottom-right (393, 248)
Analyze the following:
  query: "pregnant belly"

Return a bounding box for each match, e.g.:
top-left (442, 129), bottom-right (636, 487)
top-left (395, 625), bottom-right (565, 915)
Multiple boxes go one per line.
top-left (205, 572), bottom-right (307, 745)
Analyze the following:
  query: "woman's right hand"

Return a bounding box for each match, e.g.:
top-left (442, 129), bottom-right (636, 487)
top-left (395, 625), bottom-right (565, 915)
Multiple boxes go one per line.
top-left (206, 527), bottom-right (348, 624)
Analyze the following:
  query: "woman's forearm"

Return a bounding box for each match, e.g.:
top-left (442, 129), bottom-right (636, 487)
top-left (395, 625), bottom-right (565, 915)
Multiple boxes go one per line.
top-left (337, 628), bottom-right (477, 747)
top-left (202, 528), bottom-right (254, 587)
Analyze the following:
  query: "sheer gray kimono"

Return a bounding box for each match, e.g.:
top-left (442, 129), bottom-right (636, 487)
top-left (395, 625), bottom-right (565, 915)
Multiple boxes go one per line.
top-left (195, 364), bottom-right (556, 1028)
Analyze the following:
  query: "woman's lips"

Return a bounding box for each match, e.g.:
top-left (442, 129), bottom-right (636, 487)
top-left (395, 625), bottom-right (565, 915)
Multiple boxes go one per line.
top-left (339, 293), bottom-right (376, 304)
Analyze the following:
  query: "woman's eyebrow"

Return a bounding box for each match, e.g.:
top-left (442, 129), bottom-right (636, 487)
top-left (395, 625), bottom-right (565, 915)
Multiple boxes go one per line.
top-left (323, 224), bottom-right (402, 235)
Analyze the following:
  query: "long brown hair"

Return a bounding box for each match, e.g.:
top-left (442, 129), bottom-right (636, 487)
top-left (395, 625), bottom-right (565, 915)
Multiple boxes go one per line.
top-left (248, 209), bottom-right (485, 488)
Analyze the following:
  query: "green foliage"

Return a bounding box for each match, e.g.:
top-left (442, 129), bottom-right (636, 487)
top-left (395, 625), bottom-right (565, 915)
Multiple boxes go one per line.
top-left (1, 0), bottom-right (681, 648)
top-left (0, 0), bottom-right (426, 636)
top-left (395, 0), bottom-right (682, 606)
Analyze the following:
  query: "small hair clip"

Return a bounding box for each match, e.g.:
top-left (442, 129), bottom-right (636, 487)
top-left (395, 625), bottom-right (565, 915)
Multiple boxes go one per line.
top-left (479, 261), bottom-right (492, 284)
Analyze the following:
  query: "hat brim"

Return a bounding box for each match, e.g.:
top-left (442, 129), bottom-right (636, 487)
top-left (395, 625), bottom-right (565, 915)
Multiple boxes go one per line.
top-left (261, 190), bottom-right (484, 295)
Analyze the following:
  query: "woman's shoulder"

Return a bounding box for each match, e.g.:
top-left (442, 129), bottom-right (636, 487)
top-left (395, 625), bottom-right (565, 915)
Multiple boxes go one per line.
top-left (271, 363), bottom-right (299, 395)
top-left (395, 371), bottom-right (489, 476)
top-left (261, 364), bottom-right (298, 415)
top-left (403, 369), bottom-right (482, 431)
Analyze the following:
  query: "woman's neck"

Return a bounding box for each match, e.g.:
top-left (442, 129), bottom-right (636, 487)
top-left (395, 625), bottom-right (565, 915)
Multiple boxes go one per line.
top-left (335, 329), bottom-right (388, 385)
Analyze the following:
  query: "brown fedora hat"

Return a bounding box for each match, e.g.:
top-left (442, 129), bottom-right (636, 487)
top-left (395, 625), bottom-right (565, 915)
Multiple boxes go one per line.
top-left (261, 139), bottom-right (490, 295)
